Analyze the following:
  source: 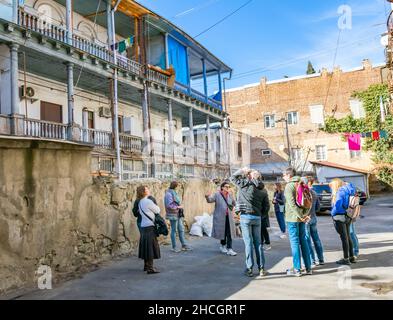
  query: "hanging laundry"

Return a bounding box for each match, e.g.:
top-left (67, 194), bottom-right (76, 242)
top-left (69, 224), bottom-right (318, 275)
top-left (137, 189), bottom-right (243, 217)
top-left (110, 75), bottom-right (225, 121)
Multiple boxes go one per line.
top-left (380, 130), bottom-right (388, 139)
top-left (372, 131), bottom-right (380, 141)
top-left (110, 42), bottom-right (119, 51)
top-left (361, 132), bottom-right (367, 138)
top-left (348, 133), bottom-right (361, 151)
top-left (118, 40), bottom-right (127, 53)
top-left (365, 132), bottom-right (372, 138)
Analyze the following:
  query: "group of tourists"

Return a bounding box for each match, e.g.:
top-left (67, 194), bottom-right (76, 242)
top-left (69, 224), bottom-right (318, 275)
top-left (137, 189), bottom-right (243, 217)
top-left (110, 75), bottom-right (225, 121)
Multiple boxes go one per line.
top-left (132, 166), bottom-right (361, 277)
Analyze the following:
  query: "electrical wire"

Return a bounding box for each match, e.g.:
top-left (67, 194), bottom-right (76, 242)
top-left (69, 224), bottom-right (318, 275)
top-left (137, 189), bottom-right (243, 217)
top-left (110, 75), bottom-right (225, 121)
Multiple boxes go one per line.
top-left (194, 0), bottom-right (254, 38)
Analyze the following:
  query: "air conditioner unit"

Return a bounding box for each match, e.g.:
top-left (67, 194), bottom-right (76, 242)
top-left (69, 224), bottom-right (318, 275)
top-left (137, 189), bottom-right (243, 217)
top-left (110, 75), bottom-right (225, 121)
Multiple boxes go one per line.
top-left (20, 85), bottom-right (38, 103)
top-left (99, 106), bottom-right (112, 118)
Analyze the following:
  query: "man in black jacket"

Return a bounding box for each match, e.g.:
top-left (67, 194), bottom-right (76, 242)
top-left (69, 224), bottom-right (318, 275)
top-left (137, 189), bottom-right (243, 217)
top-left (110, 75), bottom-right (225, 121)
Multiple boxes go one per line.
top-left (230, 168), bottom-right (268, 278)
top-left (257, 182), bottom-right (271, 250)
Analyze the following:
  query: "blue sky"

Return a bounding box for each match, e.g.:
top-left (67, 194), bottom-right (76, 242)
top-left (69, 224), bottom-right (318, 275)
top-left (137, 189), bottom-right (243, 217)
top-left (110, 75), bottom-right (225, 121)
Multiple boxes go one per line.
top-left (138, 0), bottom-right (388, 89)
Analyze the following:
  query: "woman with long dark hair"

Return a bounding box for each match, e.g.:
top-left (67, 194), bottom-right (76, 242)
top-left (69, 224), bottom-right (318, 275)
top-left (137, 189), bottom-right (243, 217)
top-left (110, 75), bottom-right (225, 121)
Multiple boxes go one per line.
top-left (137, 185), bottom-right (161, 274)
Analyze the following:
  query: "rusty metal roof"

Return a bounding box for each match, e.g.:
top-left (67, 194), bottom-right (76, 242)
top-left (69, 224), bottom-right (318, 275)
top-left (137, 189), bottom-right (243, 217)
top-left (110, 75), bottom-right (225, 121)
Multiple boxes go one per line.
top-left (309, 161), bottom-right (370, 174)
top-left (112, 0), bottom-right (155, 18)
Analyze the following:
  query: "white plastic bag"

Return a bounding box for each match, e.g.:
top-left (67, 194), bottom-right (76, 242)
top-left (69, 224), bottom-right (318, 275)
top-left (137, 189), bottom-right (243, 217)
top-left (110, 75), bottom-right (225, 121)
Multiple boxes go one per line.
top-left (190, 223), bottom-right (203, 237)
top-left (201, 213), bottom-right (213, 237)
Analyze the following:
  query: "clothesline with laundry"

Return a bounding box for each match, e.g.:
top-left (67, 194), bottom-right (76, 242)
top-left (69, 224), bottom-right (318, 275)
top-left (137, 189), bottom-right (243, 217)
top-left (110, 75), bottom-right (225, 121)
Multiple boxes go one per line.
top-left (345, 130), bottom-right (389, 151)
top-left (110, 36), bottom-right (135, 53)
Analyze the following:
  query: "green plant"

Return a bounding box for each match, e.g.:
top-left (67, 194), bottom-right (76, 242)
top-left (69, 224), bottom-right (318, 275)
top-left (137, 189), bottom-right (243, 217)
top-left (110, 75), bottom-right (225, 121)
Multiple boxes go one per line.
top-left (322, 84), bottom-right (393, 186)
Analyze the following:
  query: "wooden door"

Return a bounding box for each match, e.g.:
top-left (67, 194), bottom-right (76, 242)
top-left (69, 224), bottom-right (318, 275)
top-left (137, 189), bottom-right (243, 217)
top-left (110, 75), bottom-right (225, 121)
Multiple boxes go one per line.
top-left (40, 101), bottom-right (62, 123)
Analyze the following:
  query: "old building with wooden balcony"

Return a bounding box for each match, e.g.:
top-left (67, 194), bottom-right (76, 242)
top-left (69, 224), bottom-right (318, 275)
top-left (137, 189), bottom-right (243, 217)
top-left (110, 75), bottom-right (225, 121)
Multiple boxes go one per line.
top-left (0, 0), bottom-right (244, 179)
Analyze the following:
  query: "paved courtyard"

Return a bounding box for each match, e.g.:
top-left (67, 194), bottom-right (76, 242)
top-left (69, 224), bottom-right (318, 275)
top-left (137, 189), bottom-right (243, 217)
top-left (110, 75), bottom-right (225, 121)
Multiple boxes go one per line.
top-left (6, 195), bottom-right (393, 300)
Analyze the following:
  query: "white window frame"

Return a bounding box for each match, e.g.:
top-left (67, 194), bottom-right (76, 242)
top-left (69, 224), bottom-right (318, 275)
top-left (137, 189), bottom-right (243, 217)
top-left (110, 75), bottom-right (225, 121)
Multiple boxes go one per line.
top-left (287, 111), bottom-right (299, 126)
top-left (291, 148), bottom-right (303, 162)
top-left (315, 145), bottom-right (327, 161)
top-left (309, 105), bottom-right (325, 125)
top-left (349, 99), bottom-right (366, 119)
top-left (264, 115), bottom-right (276, 129)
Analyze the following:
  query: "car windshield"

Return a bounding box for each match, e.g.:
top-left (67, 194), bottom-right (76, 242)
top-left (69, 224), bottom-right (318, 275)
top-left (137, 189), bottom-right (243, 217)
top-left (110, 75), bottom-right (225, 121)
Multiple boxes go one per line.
top-left (312, 185), bottom-right (331, 194)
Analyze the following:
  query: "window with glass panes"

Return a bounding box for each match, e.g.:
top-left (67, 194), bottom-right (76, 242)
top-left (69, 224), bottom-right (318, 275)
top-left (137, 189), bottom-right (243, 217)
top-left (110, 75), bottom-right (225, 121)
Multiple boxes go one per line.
top-left (264, 115), bottom-right (275, 128)
top-left (315, 145), bottom-right (327, 161)
top-left (287, 112), bottom-right (299, 125)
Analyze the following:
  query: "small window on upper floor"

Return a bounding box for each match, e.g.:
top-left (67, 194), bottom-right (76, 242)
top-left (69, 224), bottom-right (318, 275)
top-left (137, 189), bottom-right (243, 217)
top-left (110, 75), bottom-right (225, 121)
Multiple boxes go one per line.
top-left (309, 105), bottom-right (325, 126)
top-left (291, 148), bottom-right (303, 161)
top-left (264, 115), bottom-right (275, 129)
top-left (287, 111), bottom-right (299, 125)
top-left (262, 149), bottom-right (272, 156)
top-left (350, 99), bottom-right (366, 119)
top-left (315, 145), bottom-right (327, 161)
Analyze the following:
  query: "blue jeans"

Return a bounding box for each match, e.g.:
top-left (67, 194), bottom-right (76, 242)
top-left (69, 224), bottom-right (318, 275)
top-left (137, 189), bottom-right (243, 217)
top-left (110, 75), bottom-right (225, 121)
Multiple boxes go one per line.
top-left (240, 216), bottom-right (265, 270)
top-left (305, 219), bottom-right (324, 263)
top-left (275, 211), bottom-right (286, 233)
top-left (168, 217), bottom-right (187, 249)
top-left (350, 223), bottom-right (359, 256)
top-left (287, 222), bottom-right (311, 271)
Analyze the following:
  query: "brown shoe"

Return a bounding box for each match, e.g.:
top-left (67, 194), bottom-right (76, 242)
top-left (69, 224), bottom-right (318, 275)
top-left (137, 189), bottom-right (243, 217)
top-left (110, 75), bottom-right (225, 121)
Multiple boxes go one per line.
top-left (147, 269), bottom-right (160, 274)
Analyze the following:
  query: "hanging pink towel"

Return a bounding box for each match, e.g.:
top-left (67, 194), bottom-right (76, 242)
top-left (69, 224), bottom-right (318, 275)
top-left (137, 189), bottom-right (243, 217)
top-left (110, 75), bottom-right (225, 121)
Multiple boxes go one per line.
top-left (348, 133), bottom-right (361, 151)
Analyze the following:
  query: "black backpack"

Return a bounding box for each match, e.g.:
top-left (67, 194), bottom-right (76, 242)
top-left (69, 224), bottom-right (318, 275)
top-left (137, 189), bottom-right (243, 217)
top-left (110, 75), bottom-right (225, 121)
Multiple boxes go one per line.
top-left (139, 204), bottom-right (169, 237)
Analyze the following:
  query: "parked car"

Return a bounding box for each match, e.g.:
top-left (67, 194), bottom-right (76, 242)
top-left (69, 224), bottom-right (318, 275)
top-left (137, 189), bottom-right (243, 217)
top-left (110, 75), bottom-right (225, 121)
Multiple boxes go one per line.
top-left (311, 184), bottom-right (332, 213)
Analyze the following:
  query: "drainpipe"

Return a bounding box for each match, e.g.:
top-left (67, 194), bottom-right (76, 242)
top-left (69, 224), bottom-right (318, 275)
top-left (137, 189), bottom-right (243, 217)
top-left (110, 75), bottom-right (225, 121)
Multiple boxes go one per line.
top-left (111, 0), bottom-right (123, 181)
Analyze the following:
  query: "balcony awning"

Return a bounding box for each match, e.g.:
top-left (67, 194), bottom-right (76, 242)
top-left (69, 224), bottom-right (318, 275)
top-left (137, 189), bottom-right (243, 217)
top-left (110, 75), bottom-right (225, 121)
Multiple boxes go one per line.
top-left (112, 0), bottom-right (155, 18)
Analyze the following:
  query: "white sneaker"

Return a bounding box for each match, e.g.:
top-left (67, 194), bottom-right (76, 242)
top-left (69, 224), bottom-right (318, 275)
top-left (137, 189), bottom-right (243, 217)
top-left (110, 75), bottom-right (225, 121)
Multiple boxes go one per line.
top-left (279, 234), bottom-right (287, 239)
top-left (220, 246), bottom-right (228, 254)
top-left (227, 249), bottom-right (237, 256)
top-left (263, 245), bottom-right (272, 251)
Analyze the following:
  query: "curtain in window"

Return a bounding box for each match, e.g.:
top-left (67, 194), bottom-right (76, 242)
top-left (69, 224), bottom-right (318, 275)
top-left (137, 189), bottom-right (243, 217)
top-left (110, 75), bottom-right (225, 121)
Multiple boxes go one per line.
top-left (168, 36), bottom-right (189, 85)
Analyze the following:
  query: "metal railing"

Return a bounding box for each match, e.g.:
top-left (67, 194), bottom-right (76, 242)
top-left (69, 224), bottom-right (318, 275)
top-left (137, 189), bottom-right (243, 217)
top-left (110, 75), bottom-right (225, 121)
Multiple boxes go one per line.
top-left (17, 8), bottom-right (143, 77)
top-left (24, 118), bottom-right (68, 140)
top-left (81, 128), bottom-right (113, 149)
top-left (120, 133), bottom-right (142, 153)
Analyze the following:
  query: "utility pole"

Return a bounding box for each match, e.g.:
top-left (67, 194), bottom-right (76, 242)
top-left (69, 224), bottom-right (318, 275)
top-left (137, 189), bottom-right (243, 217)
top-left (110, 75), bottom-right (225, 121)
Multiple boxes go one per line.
top-left (284, 118), bottom-right (291, 166)
top-left (111, 0), bottom-right (123, 181)
top-left (277, 117), bottom-right (291, 166)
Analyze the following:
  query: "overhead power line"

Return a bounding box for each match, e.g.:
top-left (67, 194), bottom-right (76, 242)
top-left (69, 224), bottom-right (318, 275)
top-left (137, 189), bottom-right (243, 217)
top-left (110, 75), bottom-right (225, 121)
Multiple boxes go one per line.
top-left (194, 0), bottom-right (254, 38)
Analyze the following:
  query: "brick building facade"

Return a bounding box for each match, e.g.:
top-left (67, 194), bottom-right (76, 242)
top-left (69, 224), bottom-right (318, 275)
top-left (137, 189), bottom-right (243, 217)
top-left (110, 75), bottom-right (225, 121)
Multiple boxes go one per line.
top-left (225, 60), bottom-right (385, 176)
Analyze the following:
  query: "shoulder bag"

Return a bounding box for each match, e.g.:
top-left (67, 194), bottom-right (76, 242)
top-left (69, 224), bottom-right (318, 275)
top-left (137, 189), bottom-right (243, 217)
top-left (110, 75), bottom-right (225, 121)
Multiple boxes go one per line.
top-left (139, 204), bottom-right (168, 237)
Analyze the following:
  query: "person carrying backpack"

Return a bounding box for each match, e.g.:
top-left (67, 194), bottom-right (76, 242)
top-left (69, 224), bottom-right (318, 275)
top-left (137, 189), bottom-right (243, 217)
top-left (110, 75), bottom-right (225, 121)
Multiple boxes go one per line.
top-left (283, 168), bottom-right (312, 277)
top-left (329, 178), bottom-right (358, 265)
top-left (305, 177), bottom-right (325, 266)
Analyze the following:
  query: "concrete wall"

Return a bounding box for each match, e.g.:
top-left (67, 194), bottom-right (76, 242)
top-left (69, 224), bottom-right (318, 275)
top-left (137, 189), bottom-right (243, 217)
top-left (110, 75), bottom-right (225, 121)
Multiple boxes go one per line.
top-left (0, 137), bottom-right (219, 295)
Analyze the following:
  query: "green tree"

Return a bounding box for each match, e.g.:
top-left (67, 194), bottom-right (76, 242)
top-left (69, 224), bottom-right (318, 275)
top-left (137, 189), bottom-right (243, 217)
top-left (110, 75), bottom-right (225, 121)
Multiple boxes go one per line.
top-left (306, 61), bottom-right (316, 75)
top-left (322, 84), bottom-right (393, 186)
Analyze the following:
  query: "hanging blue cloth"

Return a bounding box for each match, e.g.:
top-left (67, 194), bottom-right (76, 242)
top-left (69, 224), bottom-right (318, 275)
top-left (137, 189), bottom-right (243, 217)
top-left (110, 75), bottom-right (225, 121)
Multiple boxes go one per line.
top-left (380, 130), bottom-right (388, 139)
top-left (168, 36), bottom-right (189, 85)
